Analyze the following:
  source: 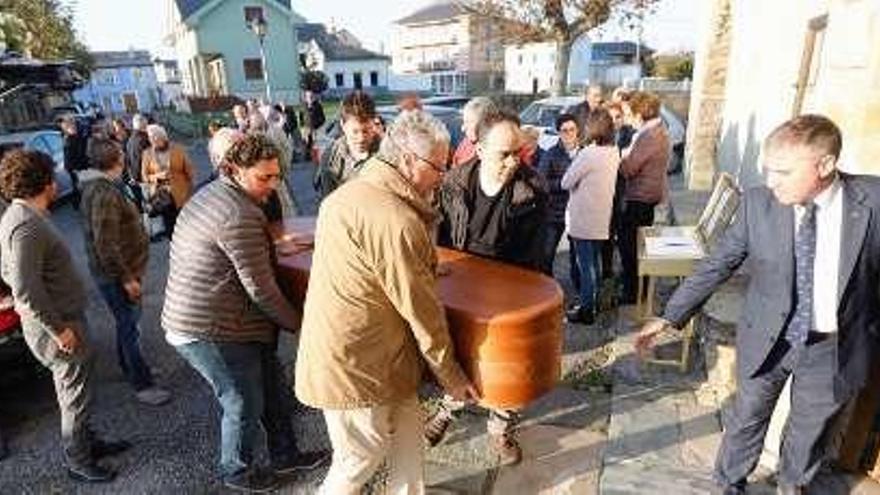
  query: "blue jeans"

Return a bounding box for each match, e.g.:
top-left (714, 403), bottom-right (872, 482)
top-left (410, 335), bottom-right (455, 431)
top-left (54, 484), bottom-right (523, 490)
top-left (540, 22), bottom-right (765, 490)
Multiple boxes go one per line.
top-left (570, 238), bottom-right (602, 312)
top-left (98, 281), bottom-right (153, 390)
top-left (175, 339), bottom-right (300, 476)
top-left (541, 222), bottom-right (566, 276)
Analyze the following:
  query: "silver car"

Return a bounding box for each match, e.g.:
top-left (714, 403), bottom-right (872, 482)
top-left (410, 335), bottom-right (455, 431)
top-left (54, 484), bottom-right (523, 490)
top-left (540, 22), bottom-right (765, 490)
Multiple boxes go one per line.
top-left (0, 129), bottom-right (74, 198)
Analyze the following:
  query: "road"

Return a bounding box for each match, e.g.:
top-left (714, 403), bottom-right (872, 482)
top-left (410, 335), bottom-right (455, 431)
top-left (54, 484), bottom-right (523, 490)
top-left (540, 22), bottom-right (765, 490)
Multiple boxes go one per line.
top-left (0, 141), bottom-right (328, 494)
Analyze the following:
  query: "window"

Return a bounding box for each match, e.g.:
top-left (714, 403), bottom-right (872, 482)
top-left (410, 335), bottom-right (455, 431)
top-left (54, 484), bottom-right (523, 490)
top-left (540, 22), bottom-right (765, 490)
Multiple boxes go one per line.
top-left (518, 54), bottom-right (523, 65)
top-left (132, 68), bottom-right (142, 81)
top-left (244, 6), bottom-right (265, 23)
top-left (353, 72), bottom-right (363, 90)
top-left (335, 73), bottom-right (344, 87)
top-left (243, 58), bottom-right (263, 80)
top-left (98, 69), bottom-right (118, 86)
top-left (370, 71), bottom-right (379, 87)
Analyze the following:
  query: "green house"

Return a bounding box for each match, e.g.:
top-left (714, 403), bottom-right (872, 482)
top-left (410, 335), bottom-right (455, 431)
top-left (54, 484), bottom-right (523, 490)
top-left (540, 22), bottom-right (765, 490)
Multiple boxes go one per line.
top-left (165, 0), bottom-right (304, 104)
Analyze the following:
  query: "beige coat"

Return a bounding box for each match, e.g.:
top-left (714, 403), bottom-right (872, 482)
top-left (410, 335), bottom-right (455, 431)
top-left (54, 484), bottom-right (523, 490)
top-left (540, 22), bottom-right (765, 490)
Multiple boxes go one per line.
top-left (295, 157), bottom-right (468, 409)
top-left (141, 143), bottom-right (195, 208)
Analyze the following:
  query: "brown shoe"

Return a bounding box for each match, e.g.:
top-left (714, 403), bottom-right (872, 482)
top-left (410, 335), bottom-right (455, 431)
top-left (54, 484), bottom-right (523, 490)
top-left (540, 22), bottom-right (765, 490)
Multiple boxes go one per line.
top-left (491, 432), bottom-right (522, 466)
top-left (424, 410), bottom-right (453, 447)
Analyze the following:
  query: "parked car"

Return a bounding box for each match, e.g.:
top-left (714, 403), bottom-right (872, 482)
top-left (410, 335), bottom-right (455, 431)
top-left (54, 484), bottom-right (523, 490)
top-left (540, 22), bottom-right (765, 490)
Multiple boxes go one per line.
top-left (0, 278), bottom-right (26, 371)
top-left (0, 130), bottom-right (74, 199)
top-left (315, 104), bottom-right (464, 164)
top-left (420, 96), bottom-right (471, 110)
top-left (519, 96), bottom-right (686, 173)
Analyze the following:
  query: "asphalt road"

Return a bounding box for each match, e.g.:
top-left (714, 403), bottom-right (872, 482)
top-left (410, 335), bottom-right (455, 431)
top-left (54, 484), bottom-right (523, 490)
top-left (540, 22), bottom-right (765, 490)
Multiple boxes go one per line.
top-left (0, 142), bottom-right (328, 494)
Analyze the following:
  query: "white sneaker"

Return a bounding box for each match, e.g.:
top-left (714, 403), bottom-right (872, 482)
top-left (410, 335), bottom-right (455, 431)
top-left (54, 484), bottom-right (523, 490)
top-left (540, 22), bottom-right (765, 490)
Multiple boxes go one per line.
top-left (135, 387), bottom-right (172, 406)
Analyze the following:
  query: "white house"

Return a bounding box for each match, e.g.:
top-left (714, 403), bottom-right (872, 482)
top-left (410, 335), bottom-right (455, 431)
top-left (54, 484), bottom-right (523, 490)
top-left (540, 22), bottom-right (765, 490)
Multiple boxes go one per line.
top-left (391, 1), bottom-right (506, 95)
top-left (505, 40), bottom-right (649, 94)
top-left (152, 58), bottom-right (185, 110)
top-left (504, 38), bottom-right (591, 94)
top-left (297, 23), bottom-right (390, 97)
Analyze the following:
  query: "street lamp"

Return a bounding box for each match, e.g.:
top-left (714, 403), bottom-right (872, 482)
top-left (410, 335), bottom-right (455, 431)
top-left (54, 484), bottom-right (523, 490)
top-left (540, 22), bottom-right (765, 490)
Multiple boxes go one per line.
top-left (247, 15), bottom-right (273, 102)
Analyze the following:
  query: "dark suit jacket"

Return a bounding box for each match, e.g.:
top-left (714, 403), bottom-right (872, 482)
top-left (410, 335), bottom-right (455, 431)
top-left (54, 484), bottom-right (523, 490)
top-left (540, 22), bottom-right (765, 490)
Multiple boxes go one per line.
top-left (663, 173), bottom-right (880, 400)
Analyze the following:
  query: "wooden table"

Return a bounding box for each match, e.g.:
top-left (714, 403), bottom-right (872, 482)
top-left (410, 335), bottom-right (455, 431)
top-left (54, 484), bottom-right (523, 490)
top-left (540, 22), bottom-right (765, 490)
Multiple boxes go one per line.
top-left (273, 217), bottom-right (564, 410)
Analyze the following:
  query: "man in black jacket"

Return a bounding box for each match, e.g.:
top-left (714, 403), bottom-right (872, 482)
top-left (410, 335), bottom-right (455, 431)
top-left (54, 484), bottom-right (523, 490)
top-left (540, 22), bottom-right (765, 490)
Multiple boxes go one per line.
top-left (59, 115), bottom-right (89, 209)
top-left (432, 111), bottom-right (548, 466)
top-left (438, 111), bottom-right (548, 272)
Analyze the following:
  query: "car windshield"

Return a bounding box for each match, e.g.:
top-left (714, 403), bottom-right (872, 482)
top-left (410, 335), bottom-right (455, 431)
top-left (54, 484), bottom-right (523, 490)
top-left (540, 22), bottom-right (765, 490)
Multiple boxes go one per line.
top-left (520, 103), bottom-right (564, 128)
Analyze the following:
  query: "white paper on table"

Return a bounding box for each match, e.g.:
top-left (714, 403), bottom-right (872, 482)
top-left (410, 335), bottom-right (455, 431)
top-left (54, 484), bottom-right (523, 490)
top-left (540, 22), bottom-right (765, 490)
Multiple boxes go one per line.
top-left (645, 235), bottom-right (704, 257)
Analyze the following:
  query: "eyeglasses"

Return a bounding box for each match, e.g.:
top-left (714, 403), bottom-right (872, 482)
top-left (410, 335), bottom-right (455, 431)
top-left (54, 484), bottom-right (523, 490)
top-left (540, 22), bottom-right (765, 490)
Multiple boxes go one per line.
top-left (391, 137), bottom-right (447, 173)
top-left (489, 149), bottom-right (520, 161)
top-left (413, 151), bottom-right (448, 174)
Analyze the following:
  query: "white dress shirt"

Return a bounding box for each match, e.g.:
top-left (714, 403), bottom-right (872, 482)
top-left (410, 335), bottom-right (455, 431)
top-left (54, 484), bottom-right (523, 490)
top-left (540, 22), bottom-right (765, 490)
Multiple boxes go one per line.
top-left (793, 177), bottom-right (842, 334)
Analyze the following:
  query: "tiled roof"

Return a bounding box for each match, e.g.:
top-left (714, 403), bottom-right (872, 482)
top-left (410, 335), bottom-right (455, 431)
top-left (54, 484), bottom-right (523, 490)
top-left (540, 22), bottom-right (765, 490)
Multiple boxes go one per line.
top-left (297, 23), bottom-right (390, 61)
top-left (174, 0), bottom-right (291, 21)
top-left (91, 50), bottom-right (154, 68)
top-left (394, 1), bottom-right (466, 25)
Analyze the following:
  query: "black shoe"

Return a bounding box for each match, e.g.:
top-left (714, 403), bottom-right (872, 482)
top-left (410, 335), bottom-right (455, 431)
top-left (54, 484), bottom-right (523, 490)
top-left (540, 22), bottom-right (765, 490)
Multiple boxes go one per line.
top-left (67, 462), bottom-right (116, 483)
top-left (223, 468), bottom-right (279, 493)
top-left (566, 305), bottom-right (595, 325)
top-left (273, 449), bottom-right (330, 475)
top-left (91, 438), bottom-right (132, 459)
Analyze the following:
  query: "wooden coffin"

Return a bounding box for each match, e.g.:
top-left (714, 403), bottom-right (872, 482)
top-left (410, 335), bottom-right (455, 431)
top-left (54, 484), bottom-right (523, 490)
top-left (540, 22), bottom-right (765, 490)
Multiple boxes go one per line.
top-left (273, 217), bottom-right (564, 410)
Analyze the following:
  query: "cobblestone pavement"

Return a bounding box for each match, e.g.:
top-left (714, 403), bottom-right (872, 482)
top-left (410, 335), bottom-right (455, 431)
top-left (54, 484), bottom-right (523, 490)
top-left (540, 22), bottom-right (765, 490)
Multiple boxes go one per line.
top-left (0, 142), bottom-right (614, 494)
top-left (13, 152), bottom-right (874, 494)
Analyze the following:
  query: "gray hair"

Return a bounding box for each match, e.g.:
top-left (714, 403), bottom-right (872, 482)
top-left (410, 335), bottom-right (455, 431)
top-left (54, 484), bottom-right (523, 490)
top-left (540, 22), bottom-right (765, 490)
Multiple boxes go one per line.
top-left (146, 124), bottom-right (168, 142)
top-left (378, 110), bottom-right (450, 164)
top-left (132, 114), bottom-right (148, 131)
top-left (462, 97), bottom-right (497, 123)
top-left (208, 127), bottom-right (245, 169)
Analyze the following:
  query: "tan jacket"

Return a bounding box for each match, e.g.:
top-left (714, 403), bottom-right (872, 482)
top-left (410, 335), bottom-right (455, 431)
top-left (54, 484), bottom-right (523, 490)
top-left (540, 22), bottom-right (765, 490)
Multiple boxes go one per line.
top-left (295, 157), bottom-right (468, 409)
top-left (141, 143), bottom-right (195, 208)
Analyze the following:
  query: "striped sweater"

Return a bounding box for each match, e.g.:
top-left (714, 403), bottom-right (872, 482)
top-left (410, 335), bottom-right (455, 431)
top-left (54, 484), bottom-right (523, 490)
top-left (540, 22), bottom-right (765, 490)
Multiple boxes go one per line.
top-left (161, 176), bottom-right (300, 343)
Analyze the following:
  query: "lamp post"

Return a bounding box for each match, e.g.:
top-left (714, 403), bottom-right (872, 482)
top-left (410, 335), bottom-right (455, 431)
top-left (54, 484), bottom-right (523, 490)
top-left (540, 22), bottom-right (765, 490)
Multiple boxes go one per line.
top-left (247, 15), bottom-right (273, 102)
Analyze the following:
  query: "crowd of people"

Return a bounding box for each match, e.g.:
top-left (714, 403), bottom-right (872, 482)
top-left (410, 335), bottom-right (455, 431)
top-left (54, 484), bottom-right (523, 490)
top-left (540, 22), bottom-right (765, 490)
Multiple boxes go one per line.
top-left (0, 82), bottom-right (874, 495)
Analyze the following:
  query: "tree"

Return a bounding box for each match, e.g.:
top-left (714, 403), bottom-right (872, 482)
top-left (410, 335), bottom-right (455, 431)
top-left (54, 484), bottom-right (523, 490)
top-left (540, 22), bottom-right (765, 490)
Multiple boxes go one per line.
top-left (462, 0), bottom-right (658, 96)
top-left (300, 70), bottom-right (329, 94)
top-left (298, 53), bottom-right (329, 94)
top-left (650, 52), bottom-right (694, 80)
top-left (0, 0), bottom-right (92, 69)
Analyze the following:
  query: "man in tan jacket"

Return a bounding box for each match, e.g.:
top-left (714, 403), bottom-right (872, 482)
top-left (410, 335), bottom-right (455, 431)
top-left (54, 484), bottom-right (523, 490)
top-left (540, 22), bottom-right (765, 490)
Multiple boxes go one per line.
top-left (296, 110), bottom-right (479, 494)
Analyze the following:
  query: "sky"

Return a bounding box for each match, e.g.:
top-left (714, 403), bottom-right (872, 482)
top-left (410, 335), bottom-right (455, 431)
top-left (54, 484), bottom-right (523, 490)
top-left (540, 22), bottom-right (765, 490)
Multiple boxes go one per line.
top-left (64, 0), bottom-right (699, 58)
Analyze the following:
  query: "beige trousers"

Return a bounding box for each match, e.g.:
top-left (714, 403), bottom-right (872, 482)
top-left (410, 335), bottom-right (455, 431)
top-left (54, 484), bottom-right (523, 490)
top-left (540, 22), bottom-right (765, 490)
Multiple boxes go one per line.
top-left (319, 395), bottom-right (424, 495)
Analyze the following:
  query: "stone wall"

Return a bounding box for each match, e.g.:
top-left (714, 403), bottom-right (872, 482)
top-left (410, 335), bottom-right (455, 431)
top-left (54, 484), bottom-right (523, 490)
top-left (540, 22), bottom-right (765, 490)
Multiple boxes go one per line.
top-left (684, 0), bottom-right (732, 191)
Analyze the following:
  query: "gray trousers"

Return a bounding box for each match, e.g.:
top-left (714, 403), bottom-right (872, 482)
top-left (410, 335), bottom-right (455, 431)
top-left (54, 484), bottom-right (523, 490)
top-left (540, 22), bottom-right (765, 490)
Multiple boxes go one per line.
top-left (21, 317), bottom-right (94, 466)
top-left (714, 335), bottom-right (847, 488)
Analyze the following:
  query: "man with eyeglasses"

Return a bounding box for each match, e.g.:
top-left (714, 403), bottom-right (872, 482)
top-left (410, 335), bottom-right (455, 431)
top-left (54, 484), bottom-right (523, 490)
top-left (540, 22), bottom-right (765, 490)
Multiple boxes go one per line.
top-left (296, 110), bottom-right (478, 494)
top-left (432, 110), bottom-right (548, 466)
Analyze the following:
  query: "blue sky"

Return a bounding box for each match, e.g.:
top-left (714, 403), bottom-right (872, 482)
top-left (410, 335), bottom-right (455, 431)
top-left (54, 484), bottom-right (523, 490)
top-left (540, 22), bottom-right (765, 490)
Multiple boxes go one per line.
top-left (64, 0), bottom-right (699, 57)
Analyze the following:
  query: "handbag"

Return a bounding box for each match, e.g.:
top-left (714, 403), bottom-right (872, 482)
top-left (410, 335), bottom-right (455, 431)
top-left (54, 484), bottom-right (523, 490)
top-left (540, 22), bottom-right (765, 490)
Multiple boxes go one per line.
top-left (146, 186), bottom-right (174, 217)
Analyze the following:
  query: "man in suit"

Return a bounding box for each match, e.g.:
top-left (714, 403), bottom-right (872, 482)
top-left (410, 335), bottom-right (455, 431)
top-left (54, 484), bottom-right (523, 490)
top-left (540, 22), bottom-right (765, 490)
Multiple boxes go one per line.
top-left (636, 114), bottom-right (880, 495)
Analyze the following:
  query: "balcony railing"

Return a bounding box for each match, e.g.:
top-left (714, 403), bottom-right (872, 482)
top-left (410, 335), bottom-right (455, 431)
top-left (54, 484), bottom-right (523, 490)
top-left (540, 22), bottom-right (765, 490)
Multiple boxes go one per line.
top-left (417, 60), bottom-right (457, 72)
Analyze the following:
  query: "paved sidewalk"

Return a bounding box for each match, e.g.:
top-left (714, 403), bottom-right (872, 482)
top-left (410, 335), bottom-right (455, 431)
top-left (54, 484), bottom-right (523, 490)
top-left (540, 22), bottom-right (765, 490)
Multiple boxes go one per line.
top-left (598, 174), bottom-right (880, 495)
